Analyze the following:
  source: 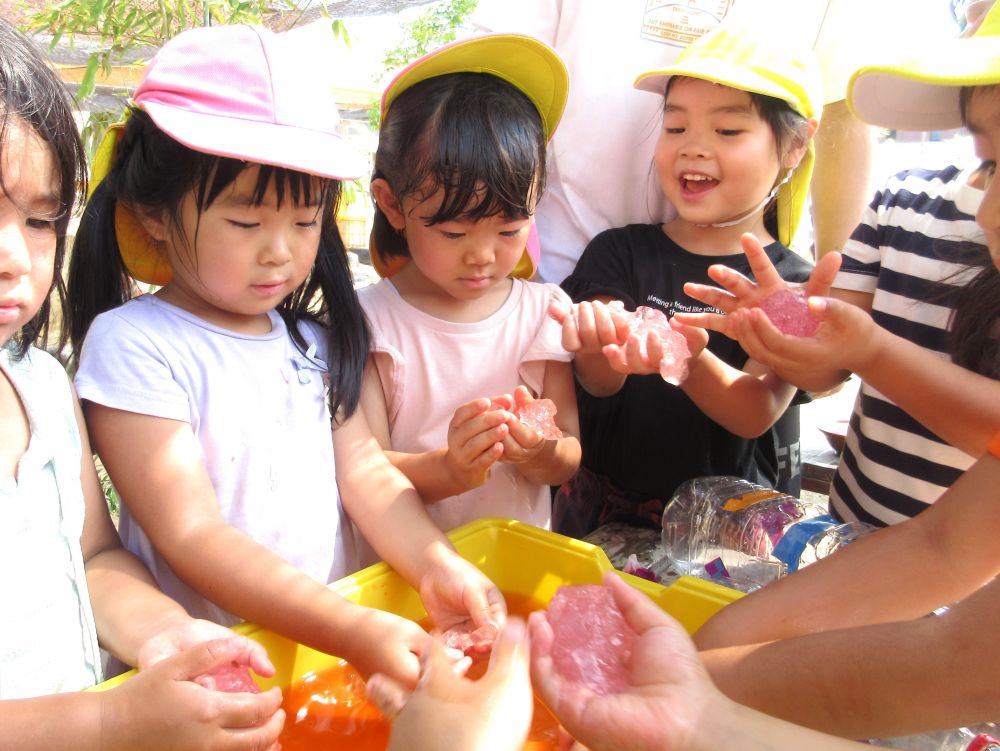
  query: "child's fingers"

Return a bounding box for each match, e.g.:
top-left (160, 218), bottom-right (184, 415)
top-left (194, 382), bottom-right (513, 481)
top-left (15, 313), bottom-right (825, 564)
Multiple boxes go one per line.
top-left (591, 302), bottom-right (627, 346)
top-left (805, 252), bottom-right (842, 298)
top-left (740, 232), bottom-right (784, 288)
top-left (512, 385), bottom-right (533, 410)
top-left (214, 688), bottom-right (285, 731)
top-left (366, 673), bottom-right (410, 720)
top-left (451, 397), bottom-right (493, 426)
top-left (482, 618), bottom-right (531, 687)
top-left (683, 280), bottom-right (739, 312)
top-left (673, 310), bottom-right (728, 335)
top-left (548, 297), bottom-right (572, 324)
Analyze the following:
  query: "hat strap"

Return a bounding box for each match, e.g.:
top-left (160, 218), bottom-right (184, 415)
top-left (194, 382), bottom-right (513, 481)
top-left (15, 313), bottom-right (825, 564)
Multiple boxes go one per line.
top-left (695, 169), bottom-right (793, 230)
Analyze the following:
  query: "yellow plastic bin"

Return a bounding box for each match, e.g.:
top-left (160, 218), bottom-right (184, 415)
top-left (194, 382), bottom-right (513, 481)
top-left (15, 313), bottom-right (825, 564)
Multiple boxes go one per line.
top-left (92, 517), bottom-right (741, 695)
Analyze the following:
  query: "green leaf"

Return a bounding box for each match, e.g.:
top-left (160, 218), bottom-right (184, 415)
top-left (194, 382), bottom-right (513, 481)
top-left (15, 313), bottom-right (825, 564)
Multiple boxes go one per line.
top-left (77, 54), bottom-right (100, 102)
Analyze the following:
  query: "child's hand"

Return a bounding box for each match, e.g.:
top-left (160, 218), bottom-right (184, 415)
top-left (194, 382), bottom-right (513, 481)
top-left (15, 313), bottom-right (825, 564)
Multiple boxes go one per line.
top-left (136, 616), bottom-right (274, 679)
top-left (418, 548), bottom-right (507, 634)
top-left (369, 619), bottom-right (533, 751)
top-left (723, 295), bottom-right (882, 381)
top-left (549, 297), bottom-right (631, 355)
top-left (678, 232), bottom-right (842, 339)
top-left (101, 637), bottom-right (285, 751)
top-left (499, 386), bottom-right (550, 464)
top-left (349, 607), bottom-right (427, 686)
top-left (444, 397), bottom-right (512, 491)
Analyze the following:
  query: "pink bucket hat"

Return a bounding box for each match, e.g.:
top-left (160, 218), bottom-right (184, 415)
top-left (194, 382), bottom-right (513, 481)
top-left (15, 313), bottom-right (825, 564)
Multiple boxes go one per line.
top-left (135, 23), bottom-right (365, 179)
top-left (90, 24), bottom-right (366, 284)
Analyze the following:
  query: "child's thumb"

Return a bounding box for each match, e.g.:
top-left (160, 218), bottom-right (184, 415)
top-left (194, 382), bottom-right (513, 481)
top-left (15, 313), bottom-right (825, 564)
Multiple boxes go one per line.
top-left (161, 637), bottom-right (250, 682)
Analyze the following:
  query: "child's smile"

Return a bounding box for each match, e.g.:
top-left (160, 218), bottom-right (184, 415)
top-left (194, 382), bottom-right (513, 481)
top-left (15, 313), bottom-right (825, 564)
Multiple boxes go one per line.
top-left (655, 77), bottom-right (785, 236)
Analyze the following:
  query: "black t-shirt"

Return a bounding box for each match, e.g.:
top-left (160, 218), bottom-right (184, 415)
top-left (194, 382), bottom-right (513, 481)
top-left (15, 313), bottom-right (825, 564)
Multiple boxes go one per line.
top-left (561, 224), bottom-right (813, 503)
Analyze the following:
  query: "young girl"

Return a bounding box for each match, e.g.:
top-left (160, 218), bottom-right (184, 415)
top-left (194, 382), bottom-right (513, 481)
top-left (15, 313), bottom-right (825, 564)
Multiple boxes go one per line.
top-left (357, 34), bottom-right (581, 539)
top-left (685, 4), bottom-right (1000, 736)
top-left (0, 18), bottom-right (284, 749)
top-left (549, 21), bottom-right (818, 536)
top-left (677, 4), bottom-right (1000, 529)
top-left (68, 24), bottom-right (504, 686)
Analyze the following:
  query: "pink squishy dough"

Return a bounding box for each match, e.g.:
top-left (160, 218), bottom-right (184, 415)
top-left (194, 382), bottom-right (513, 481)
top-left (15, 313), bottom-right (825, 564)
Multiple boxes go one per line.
top-left (758, 289), bottom-right (820, 337)
top-left (547, 584), bottom-right (637, 695)
top-left (515, 398), bottom-right (563, 439)
top-left (440, 621), bottom-right (499, 655)
top-left (621, 306), bottom-right (691, 385)
top-left (199, 661), bottom-right (261, 693)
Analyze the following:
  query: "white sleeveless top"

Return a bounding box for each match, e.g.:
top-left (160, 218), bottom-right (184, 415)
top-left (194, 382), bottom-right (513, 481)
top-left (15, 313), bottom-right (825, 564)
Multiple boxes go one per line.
top-left (0, 345), bottom-right (103, 698)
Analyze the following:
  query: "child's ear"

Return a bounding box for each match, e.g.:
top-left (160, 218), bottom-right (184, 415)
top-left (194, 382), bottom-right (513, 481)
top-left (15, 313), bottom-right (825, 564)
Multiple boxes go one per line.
top-left (781, 117), bottom-right (820, 170)
top-left (370, 178), bottom-right (406, 231)
top-left (132, 204), bottom-right (170, 243)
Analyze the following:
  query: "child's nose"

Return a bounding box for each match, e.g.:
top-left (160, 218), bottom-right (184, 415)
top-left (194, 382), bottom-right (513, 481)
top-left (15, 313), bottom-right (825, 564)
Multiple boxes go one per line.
top-left (261, 232), bottom-right (293, 264)
top-left (464, 241), bottom-right (495, 267)
top-left (679, 138), bottom-right (710, 159)
top-left (0, 223), bottom-right (33, 278)
top-left (978, 180), bottom-right (1000, 247)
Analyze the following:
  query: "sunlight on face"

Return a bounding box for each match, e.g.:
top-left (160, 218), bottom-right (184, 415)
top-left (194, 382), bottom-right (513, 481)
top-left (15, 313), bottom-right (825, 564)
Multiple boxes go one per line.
top-left (0, 119), bottom-right (59, 347)
top-left (965, 86), bottom-right (1000, 267)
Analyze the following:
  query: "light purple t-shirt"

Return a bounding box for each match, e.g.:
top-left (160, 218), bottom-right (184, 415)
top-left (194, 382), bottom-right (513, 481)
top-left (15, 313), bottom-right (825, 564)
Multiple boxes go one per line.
top-left (75, 295), bottom-right (354, 625)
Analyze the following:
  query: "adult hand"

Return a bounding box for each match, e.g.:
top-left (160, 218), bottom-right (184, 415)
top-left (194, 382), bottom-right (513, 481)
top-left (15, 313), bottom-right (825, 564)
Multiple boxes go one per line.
top-left (529, 571), bottom-right (725, 751)
top-left (369, 619), bottom-right (534, 751)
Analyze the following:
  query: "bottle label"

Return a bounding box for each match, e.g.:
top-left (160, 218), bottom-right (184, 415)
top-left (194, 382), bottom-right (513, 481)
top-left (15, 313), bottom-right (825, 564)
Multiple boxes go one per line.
top-left (722, 488), bottom-right (785, 512)
top-left (772, 515), bottom-right (838, 572)
top-left (967, 734), bottom-right (1000, 751)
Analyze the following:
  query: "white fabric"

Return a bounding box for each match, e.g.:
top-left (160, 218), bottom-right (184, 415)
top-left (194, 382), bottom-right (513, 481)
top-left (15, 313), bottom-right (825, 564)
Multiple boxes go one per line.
top-left (471, 0), bottom-right (911, 284)
top-left (358, 279), bottom-right (571, 546)
top-left (75, 295), bottom-right (354, 625)
top-left (1, 346), bottom-right (103, 698)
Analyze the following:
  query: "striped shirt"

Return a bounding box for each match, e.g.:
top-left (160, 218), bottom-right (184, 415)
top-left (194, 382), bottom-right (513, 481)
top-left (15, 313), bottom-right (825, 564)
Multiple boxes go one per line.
top-left (830, 165), bottom-right (988, 526)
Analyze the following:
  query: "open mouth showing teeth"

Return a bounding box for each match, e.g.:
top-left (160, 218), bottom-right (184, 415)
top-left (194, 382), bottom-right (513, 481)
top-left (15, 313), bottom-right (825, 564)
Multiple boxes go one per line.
top-left (682, 173), bottom-right (718, 193)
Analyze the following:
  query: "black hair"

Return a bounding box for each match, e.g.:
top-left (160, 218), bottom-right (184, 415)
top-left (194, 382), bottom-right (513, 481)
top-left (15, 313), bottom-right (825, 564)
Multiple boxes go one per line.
top-left (944, 85), bottom-right (1000, 378)
top-left (662, 76), bottom-right (811, 241)
top-left (67, 108), bottom-right (369, 419)
top-left (371, 72), bottom-right (546, 264)
top-left (0, 17), bottom-right (86, 358)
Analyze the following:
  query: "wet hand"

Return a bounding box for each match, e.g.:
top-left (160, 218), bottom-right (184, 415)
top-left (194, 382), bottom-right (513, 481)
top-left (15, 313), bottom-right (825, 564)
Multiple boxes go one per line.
top-left (102, 637), bottom-right (285, 751)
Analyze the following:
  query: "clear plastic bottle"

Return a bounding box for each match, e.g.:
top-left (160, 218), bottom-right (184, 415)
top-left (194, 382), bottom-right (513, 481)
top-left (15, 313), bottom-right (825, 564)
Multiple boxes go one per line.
top-left (867, 723), bottom-right (1000, 750)
top-left (661, 476), bottom-right (873, 592)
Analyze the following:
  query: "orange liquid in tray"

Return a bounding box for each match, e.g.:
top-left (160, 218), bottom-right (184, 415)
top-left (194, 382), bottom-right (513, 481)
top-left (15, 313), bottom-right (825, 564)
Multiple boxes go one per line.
top-left (277, 594), bottom-right (558, 751)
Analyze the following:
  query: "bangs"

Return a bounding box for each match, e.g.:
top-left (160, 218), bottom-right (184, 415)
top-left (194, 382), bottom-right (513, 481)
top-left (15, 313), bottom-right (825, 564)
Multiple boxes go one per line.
top-left (390, 72), bottom-right (545, 225)
top-left (197, 157), bottom-right (336, 211)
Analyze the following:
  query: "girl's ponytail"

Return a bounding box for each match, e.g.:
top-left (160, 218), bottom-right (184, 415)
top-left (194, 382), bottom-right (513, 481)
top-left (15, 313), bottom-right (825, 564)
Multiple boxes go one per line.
top-left (66, 172), bottom-right (134, 364)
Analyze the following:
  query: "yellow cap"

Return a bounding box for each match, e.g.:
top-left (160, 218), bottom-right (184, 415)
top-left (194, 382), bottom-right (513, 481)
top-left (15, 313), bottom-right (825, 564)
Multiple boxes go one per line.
top-left (374, 34), bottom-right (568, 281)
top-left (633, 22), bottom-right (822, 247)
top-left (381, 33), bottom-right (568, 142)
top-left (849, 2), bottom-right (1000, 131)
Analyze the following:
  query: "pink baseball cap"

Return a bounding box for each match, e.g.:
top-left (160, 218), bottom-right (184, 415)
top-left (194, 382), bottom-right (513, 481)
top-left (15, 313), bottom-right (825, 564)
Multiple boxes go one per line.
top-left (134, 23), bottom-right (366, 180)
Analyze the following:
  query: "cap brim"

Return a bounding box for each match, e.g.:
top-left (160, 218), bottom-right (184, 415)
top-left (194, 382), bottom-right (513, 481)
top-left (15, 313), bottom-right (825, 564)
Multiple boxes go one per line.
top-left (143, 101), bottom-right (368, 180)
top-left (635, 59), bottom-right (817, 119)
top-left (380, 34), bottom-right (568, 141)
top-left (849, 35), bottom-right (1000, 130)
